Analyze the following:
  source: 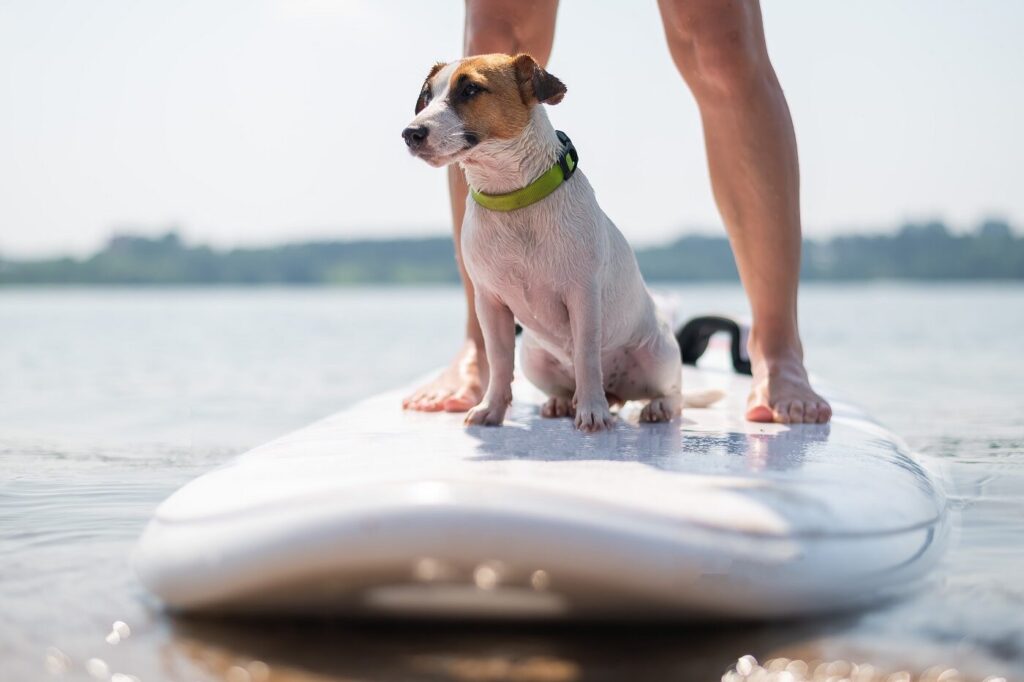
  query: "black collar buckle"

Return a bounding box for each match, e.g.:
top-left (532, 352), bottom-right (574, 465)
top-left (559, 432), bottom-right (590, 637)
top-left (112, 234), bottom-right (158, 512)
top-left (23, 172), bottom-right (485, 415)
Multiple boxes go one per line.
top-left (555, 130), bottom-right (579, 181)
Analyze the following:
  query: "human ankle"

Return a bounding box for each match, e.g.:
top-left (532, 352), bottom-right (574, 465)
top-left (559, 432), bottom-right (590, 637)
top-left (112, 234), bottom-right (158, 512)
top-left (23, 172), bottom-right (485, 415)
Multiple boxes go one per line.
top-left (462, 334), bottom-right (485, 356)
top-left (455, 336), bottom-right (488, 376)
top-left (747, 325), bottom-right (803, 366)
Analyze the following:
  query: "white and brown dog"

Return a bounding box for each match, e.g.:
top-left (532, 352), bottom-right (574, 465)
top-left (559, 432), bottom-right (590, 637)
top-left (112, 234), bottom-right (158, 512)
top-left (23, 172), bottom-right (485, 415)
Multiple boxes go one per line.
top-left (403, 53), bottom-right (708, 432)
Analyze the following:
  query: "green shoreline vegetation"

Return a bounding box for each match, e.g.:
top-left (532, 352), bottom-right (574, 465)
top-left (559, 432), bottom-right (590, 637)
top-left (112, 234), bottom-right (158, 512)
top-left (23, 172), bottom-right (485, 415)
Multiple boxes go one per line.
top-left (1, 220), bottom-right (1020, 285)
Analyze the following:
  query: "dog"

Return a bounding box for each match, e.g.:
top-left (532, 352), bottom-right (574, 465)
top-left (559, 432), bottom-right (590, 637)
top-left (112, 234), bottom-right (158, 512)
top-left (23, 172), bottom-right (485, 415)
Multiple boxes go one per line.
top-left (403, 53), bottom-right (715, 431)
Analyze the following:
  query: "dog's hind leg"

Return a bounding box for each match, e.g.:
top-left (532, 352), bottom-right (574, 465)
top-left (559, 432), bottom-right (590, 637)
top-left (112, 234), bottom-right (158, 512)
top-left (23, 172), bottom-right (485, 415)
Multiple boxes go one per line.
top-left (521, 334), bottom-right (576, 418)
top-left (618, 320), bottom-right (687, 423)
top-left (640, 393), bottom-right (684, 423)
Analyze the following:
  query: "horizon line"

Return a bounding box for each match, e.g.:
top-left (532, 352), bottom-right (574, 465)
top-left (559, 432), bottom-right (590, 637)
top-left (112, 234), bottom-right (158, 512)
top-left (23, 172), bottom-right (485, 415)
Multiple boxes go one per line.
top-left (1, 217), bottom-right (1019, 264)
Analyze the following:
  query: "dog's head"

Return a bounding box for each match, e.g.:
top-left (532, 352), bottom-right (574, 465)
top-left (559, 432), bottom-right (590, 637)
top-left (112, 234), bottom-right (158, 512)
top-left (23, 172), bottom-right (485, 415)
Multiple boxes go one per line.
top-left (401, 53), bottom-right (566, 167)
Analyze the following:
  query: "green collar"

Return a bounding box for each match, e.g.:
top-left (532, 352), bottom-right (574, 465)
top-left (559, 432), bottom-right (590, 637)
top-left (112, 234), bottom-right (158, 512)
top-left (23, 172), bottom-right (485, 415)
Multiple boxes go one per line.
top-left (469, 130), bottom-right (579, 212)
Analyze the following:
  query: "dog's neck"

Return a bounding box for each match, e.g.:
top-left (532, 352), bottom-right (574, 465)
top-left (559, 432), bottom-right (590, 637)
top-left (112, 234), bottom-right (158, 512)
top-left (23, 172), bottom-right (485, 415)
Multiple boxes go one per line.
top-left (460, 107), bottom-right (562, 195)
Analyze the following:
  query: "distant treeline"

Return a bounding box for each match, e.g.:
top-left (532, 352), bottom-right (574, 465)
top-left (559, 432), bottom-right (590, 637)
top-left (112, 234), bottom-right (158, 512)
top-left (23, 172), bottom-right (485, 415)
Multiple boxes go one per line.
top-left (1, 220), bottom-right (1021, 285)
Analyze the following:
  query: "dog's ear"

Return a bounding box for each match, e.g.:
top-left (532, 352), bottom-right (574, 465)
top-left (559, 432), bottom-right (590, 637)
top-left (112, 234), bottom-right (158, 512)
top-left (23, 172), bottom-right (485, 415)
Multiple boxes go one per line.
top-left (415, 61), bottom-right (447, 114)
top-left (513, 54), bottom-right (566, 106)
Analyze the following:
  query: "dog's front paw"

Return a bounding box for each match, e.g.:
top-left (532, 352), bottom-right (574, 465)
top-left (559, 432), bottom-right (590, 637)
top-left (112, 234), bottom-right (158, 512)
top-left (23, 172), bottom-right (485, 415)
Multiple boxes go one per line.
top-left (464, 401), bottom-right (509, 427)
top-left (573, 397), bottom-right (613, 432)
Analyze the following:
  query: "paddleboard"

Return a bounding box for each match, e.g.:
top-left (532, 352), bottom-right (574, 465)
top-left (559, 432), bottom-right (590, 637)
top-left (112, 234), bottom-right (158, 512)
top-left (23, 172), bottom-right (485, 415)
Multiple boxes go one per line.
top-left (134, 326), bottom-right (947, 620)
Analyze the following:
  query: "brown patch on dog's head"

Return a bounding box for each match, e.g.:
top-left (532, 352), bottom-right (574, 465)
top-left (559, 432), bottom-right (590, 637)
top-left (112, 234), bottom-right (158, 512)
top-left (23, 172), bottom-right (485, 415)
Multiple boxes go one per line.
top-left (415, 61), bottom-right (447, 114)
top-left (446, 53), bottom-right (567, 142)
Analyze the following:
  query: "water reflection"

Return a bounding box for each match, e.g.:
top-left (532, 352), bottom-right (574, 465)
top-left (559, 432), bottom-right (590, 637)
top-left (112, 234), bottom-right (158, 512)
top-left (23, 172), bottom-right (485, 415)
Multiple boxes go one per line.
top-left (467, 406), bottom-right (833, 475)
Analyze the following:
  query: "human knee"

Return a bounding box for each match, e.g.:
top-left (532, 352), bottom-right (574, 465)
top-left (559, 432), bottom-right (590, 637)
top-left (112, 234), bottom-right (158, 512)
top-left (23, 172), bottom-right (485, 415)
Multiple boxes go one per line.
top-left (662, 1), bottom-right (770, 99)
top-left (691, 36), bottom-right (767, 99)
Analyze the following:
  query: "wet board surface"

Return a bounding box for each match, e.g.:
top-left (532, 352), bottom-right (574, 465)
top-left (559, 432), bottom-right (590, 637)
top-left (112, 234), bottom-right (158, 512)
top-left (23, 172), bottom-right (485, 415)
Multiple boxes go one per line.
top-left (134, 348), bottom-right (948, 620)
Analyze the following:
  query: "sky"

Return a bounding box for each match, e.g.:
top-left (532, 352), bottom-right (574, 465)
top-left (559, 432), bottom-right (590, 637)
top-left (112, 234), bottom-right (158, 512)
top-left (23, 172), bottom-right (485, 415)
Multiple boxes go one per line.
top-left (1, 0), bottom-right (1022, 257)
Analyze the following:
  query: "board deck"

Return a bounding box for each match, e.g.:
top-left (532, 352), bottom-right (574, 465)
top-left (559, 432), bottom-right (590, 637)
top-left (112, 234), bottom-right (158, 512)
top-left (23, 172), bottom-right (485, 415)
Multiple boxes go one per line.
top-left (134, 347), bottom-right (947, 620)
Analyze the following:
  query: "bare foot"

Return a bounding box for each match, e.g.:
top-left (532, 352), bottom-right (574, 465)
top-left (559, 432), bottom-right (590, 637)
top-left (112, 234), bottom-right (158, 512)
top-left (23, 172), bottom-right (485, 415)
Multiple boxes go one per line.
top-left (746, 350), bottom-right (832, 424)
top-left (402, 339), bottom-right (487, 412)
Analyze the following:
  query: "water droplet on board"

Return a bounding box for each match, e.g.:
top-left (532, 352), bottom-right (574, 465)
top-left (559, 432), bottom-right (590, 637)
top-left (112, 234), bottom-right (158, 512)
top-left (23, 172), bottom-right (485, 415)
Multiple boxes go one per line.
top-left (85, 658), bottom-right (109, 679)
top-left (111, 674), bottom-right (140, 682)
top-left (44, 646), bottom-right (71, 675)
top-left (735, 655), bottom-right (757, 676)
top-left (785, 659), bottom-right (808, 677)
top-left (247, 660), bottom-right (271, 682)
top-left (413, 557), bottom-right (442, 582)
top-left (884, 672), bottom-right (912, 682)
top-left (226, 665), bottom-right (251, 682)
top-left (530, 569), bottom-right (550, 591)
top-left (473, 561), bottom-right (506, 590)
top-left (826, 659), bottom-right (852, 677)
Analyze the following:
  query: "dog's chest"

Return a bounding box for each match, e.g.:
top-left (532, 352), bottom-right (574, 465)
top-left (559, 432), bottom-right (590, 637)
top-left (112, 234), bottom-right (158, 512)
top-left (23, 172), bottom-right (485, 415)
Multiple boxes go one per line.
top-left (463, 214), bottom-right (546, 288)
top-left (463, 215), bottom-right (574, 329)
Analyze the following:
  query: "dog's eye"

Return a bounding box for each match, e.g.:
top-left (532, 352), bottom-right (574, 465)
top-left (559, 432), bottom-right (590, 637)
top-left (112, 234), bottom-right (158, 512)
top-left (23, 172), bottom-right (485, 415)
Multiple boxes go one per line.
top-left (415, 89), bottom-right (431, 114)
top-left (463, 83), bottom-right (481, 98)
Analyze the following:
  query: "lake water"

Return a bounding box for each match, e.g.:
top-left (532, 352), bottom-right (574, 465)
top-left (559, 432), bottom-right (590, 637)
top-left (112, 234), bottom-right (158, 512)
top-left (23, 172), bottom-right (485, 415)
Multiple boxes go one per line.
top-left (1, 284), bottom-right (1022, 681)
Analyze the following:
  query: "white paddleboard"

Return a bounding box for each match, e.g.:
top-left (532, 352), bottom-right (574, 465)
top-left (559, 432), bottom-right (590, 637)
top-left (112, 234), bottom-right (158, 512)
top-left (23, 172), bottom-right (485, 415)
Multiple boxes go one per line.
top-left (134, 342), bottom-right (947, 620)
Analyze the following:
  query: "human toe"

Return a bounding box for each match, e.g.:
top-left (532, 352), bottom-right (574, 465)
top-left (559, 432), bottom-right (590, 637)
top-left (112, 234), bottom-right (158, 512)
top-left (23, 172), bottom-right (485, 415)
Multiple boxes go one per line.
top-left (745, 402), bottom-right (774, 423)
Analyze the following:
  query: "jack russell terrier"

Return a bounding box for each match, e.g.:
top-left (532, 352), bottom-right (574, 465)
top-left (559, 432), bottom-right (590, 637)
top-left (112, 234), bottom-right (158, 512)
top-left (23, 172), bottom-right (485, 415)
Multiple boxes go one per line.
top-left (403, 53), bottom-right (716, 432)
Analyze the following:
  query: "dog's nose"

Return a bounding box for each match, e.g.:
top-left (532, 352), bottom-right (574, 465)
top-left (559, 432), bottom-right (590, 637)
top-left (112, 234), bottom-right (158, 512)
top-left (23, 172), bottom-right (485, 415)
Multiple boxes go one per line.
top-left (402, 125), bottom-right (428, 149)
